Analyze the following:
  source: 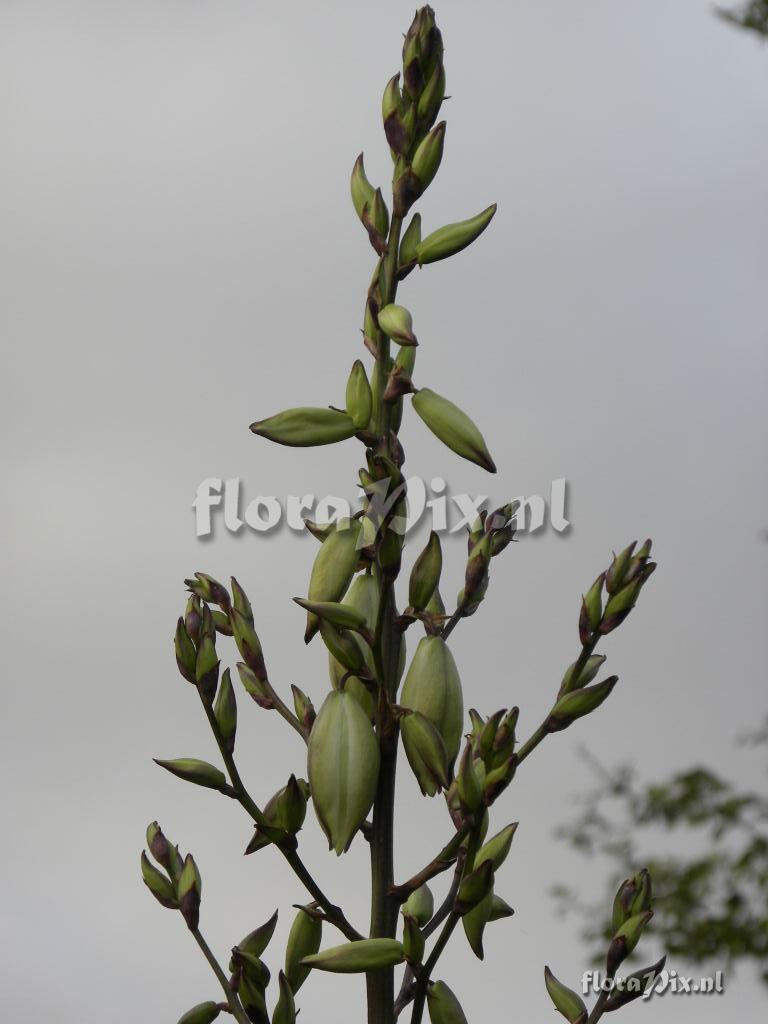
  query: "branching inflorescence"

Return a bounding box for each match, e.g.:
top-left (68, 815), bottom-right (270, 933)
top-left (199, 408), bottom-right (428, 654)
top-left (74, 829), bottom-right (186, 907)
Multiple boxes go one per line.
top-left (141, 9), bottom-right (663, 1024)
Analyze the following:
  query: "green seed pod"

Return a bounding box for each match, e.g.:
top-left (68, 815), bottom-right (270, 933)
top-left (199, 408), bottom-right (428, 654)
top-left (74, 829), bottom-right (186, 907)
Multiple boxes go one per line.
top-left (426, 980), bottom-right (469, 1024)
top-left (307, 690), bottom-right (380, 854)
top-left (401, 709), bottom-right (450, 796)
top-left (474, 823), bottom-right (518, 872)
top-left (177, 1001), bottom-right (221, 1024)
top-left (412, 388), bottom-right (496, 473)
top-left (250, 407), bottom-right (356, 448)
top-left (350, 153), bottom-right (375, 221)
top-left (300, 938), bottom-right (405, 974)
top-left (402, 912), bottom-right (425, 965)
top-left (401, 636), bottom-right (464, 769)
top-left (195, 635), bottom-right (220, 703)
top-left (345, 360), bottom-right (373, 430)
top-left (462, 887), bottom-right (493, 959)
top-left (411, 121), bottom-right (446, 192)
top-left (153, 758), bottom-right (227, 792)
top-left (455, 860), bottom-right (494, 915)
top-left (409, 531), bottom-right (442, 611)
top-left (544, 967), bottom-right (588, 1024)
top-left (177, 853), bottom-right (202, 931)
top-left (140, 851), bottom-right (177, 910)
top-left (546, 676), bottom-right (618, 732)
top-left (607, 910), bottom-right (654, 976)
top-left (378, 303), bottom-right (418, 346)
top-left (305, 518), bottom-right (363, 642)
top-left (559, 654), bottom-right (607, 696)
top-left (213, 668), bottom-right (237, 754)
top-left (399, 213), bottom-right (422, 271)
top-left (403, 883), bottom-right (434, 927)
top-left (175, 617), bottom-right (197, 683)
top-left (272, 971), bottom-right (296, 1024)
top-left (238, 909), bottom-right (279, 959)
top-left (285, 906), bottom-right (322, 993)
top-left (416, 203), bottom-right (497, 266)
top-left (488, 893), bottom-right (514, 921)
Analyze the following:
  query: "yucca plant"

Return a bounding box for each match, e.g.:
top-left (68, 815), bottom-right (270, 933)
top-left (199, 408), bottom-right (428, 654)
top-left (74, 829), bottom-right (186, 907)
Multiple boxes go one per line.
top-left (141, 9), bottom-right (664, 1024)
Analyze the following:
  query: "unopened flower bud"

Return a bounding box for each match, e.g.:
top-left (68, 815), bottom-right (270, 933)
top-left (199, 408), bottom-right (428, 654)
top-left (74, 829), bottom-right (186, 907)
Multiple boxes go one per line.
top-left (543, 967), bottom-right (588, 1024)
top-left (462, 888), bottom-right (492, 959)
top-left (559, 654), bottom-right (607, 696)
top-left (545, 677), bottom-right (619, 732)
top-left (378, 303), bottom-right (418, 346)
top-left (401, 709), bottom-right (450, 797)
top-left (175, 618), bottom-right (197, 683)
top-left (153, 758), bottom-right (228, 792)
top-left (304, 518), bottom-right (363, 642)
top-left (195, 635), bottom-right (220, 703)
top-left (606, 910), bottom-right (653, 976)
top-left (411, 121), bottom-right (446, 193)
top-left (399, 213), bottom-right (422, 275)
top-left (272, 971), bottom-right (296, 1024)
top-left (409, 531), bottom-right (443, 610)
top-left (474, 823), bottom-right (518, 872)
top-left (237, 909), bottom-right (279, 959)
top-left (455, 859), bottom-right (494, 915)
top-left (291, 685), bottom-right (316, 732)
top-left (345, 360), bottom-right (373, 430)
top-left (178, 853), bottom-right (202, 930)
top-left (237, 662), bottom-right (274, 709)
top-left (214, 668), bottom-right (237, 754)
top-left (402, 883), bottom-right (434, 927)
top-left (426, 980), bottom-right (468, 1024)
top-left (402, 913), bottom-right (425, 965)
top-left (140, 851), bottom-right (178, 910)
top-left (177, 1001), bottom-right (221, 1024)
top-left (350, 153), bottom-right (376, 222)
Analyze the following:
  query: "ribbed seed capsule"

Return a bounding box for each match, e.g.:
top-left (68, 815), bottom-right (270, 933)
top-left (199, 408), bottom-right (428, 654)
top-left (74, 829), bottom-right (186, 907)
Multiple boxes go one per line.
top-left (305, 519), bottom-right (363, 642)
top-left (426, 980), bottom-right (469, 1024)
top-left (307, 690), bottom-right (380, 854)
top-left (285, 906), bottom-right (322, 993)
top-left (412, 388), bottom-right (496, 473)
top-left (250, 407), bottom-right (356, 448)
top-left (401, 636), bottom-right (464, 768)
top-left (416, 204), bottom-right (497, 266)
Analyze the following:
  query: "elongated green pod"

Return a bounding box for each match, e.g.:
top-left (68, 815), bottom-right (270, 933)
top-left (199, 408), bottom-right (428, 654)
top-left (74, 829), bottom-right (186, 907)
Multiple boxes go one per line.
top-left (250, 407), bottom-right (356, 447)
top-left (305, 518), bottom-right (363, 642)
top-left (285, 906), bottom-right (322, 993)
top-left (153, 758), bottom-right (227, 792)
top-left (416, 204), bottom-right (497, 265)
top-left (300, 938), bottom-right (404, 973)
top-left (401, 636), bottom-right (464, 768)
top-left (474, 823), bottom-right (518, 872)
top-left (345, 359), bottom-right (373, 429)
top-left (412, 388), bottom-right (496, 473)
top-left (409, 530), bottom-right (442, 610)
top-left (307, 690), bottom-right (380, 854)
top-left (238, 910), bottom-right (279, 959)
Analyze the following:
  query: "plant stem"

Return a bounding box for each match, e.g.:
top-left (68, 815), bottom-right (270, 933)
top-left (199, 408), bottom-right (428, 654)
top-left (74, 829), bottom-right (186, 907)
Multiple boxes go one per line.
top-left (367, 214), bottom-right (404, 1024)
top-left (191, 927), bottom-right (250, 1024)
top-left (409, 912), bottom-right (461, 1024)
top-left (199, 694), bottom-right (362, 941)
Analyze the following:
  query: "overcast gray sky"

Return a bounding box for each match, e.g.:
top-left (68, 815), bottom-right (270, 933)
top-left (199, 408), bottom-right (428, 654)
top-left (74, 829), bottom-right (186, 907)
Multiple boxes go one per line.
top-left (2, 1), bottom-right (767, 1021)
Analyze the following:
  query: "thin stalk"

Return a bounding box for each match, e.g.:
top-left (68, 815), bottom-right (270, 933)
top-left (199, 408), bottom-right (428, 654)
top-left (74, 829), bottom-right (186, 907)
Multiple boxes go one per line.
top-left (409, 912), bottom-right (461, 1024)
top-left (191, 927), bottom-right (250, 1024)
top-left (199, 694), bottom-right (362, 941)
